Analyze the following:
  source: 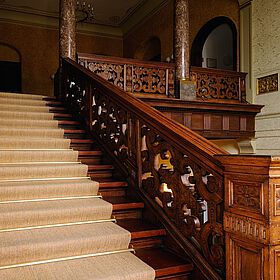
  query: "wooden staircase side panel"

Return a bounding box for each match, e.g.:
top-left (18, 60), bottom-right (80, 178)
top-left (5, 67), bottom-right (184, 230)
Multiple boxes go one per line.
top-left (215, 155), bottom-right (280, 280)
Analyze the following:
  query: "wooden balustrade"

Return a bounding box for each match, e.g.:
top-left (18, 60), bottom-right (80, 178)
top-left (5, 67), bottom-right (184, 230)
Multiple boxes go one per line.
top-left (59, 58), bottom-right (278, 280)
top-left (77, 53), bottom-right (247, 102)
top-left (78, 53), bottom-right (175, 98)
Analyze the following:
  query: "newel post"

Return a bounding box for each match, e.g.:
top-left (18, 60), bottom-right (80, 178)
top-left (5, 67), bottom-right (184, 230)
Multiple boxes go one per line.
top-left (174, 0), bottom-right (196, 100)
top-left (215, 155), bottom-right (280, 280)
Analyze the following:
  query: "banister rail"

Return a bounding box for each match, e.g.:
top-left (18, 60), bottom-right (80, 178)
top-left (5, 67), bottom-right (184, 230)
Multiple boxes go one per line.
top-left (60, 57), bottom-right (227, 279)
top-left (78, 53), bottom-right (247, 102)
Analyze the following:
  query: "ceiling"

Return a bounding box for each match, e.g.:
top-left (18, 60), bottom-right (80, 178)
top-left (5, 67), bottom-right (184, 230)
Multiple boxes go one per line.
top-left (0, 0), bottom-right (151, 27)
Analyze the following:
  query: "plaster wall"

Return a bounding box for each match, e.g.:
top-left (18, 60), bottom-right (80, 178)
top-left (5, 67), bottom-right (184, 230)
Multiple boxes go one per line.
top-left (0, 22), bottom-right (123, 96)
top-left (123, 0), bottom-right (239, 65)
top-left (251, 0), bottom-right (280, 155)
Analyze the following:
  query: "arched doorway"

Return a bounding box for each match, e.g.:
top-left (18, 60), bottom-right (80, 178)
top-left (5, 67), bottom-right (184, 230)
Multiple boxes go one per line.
top-left (134, 37), bottom-right (161, 62)
top-left (0, 43), bottom-right (21, 92)
top-left (191, 17), bottom-right (237, 71)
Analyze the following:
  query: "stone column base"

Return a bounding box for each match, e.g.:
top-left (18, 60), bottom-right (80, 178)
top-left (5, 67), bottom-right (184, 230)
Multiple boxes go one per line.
top-left (179, 79), bottom-right (196, 100)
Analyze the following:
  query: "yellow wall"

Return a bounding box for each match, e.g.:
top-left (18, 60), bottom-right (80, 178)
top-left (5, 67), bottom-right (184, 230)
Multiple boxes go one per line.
top-left (0, 22), bottom-right (123, 96)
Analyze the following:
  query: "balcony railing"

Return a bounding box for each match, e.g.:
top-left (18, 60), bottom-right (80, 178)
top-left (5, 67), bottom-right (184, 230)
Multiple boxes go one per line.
top-left (78, 53), bottom-right (247, 102)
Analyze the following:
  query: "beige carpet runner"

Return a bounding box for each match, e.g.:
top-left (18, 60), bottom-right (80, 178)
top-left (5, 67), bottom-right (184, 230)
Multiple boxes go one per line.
top-left (0, 92), bottom-right (155, 279)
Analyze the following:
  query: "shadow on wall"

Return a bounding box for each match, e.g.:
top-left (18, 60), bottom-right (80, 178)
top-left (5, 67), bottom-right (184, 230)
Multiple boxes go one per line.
top-left (191, 16), bottom-right (237, 71)
top-left (134, 37), bottom-right (161, 62)
top-left (0, 43), bottom-right (21, 92)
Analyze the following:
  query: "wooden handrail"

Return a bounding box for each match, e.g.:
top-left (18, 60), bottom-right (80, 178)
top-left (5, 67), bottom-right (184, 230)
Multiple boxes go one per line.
top-left (60, 57), bottom-right (227, 279)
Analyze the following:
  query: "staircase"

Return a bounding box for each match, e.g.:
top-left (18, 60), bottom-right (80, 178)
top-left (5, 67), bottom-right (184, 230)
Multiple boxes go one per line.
top-left (0, 92), bottom-right (194, 279)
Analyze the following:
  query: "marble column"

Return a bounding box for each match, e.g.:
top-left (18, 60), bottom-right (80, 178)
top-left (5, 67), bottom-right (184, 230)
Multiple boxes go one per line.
top-left (59, 0), bottom-right (77, 60)
top-left (174, 0), bottom-right (196, 100)
top-left (174, 0), bottom-right (190, 81)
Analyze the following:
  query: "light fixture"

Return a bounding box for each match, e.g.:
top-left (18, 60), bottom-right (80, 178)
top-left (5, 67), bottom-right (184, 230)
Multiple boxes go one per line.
top-left (76, 0), bottom-right (94, 23)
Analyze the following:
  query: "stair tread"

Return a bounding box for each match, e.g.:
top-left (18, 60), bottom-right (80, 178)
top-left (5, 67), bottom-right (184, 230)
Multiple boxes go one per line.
top-left (117, 219), bottom-right (166, 239)
top-left (0, 197), bottom-right (112, 230)
top-left (136, 247), bottom-right (194, 277)
top-left (0, 222), bottom-right (130, 267)
top-left (0, 251), bottom-right (155, 280)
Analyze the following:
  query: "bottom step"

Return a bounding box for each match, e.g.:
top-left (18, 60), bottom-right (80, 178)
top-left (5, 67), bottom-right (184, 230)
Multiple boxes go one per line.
top-left (136, 247), bottom-right (194, 279)
top-left (0, 251), bottom-right (155, 280)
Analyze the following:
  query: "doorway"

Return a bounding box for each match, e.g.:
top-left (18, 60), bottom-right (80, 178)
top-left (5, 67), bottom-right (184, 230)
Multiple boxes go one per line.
top-left (0, 43), bottom-right (21, 92)
top-left (191, 17), bottom-right (237, 71)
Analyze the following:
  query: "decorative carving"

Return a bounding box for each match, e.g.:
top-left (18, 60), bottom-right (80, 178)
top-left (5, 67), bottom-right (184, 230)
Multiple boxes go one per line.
top-left (191, 70), bottom-right (242, 101)
top-left (257, 73), bottom-right (278, 94)
top-left (274, 185), bottom-right (280, 215)
top-left (78, 56), bottom-right (175, 97)
top-left (224, 213), bottom-right (267, 242)
top-left (61, 58), bottom-right (227, 276)
top-left (232, 182), bottom-right (261, 212)
top-left (141, 125), bottom-right (225, 271)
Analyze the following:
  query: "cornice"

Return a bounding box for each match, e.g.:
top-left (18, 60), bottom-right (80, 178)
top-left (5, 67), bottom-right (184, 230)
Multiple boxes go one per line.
top-left (239, 0), bottom-right (252, 8)
top-left (121, 0), bottom-right (167, 35)
top-left (0, 9), bottom-right (123, 38)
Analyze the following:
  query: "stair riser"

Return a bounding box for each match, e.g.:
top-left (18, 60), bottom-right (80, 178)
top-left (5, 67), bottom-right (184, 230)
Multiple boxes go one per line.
top-left (100, 188), bottom-right (126, 197)
top-left (131, 237), bottom-right (163, 249)
top-left (70, 144), bottom-right (94, 150)
top-left (79, 157), bottom-right (102, 165)
top-left (113, 209), bottom-right (142, 220)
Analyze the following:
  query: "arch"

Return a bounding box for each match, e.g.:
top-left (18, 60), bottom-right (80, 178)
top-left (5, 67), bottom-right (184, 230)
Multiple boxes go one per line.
top-left (0, 42), bottom-right (21, 62)
top-left (190, 17), bottom-right (237, 71)
top-left (134, 37), bottom-right (161, 62)
top-left (0, 42), bottom-right (22, 92)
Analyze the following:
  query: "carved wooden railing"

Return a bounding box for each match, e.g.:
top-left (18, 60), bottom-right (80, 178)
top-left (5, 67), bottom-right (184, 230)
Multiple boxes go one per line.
top-left (78, 53), bottom-right (175, 98)
top-left (60, 58), bottom-right (280, 280)
top-left (60, 58), bottom-right (227, 280)
top-left (190, 66), bottom-right (247, 103)
top-left (78, 53), bottom-right (247, 102)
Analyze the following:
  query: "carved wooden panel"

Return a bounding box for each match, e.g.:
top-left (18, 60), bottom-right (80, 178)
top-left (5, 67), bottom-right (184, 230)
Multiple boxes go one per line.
top-left (274, 250), bottom-right (280, 279)
top-left (224, 213), bottom-right (267, 243)
top-left (257, 73), bottom-right (278, 94)
top-left (274, 184), bottom-right (280, 216)
top-left (227, 236), bottom-right (263, 280)
top-left (229, 181), bottom-right (263, 214)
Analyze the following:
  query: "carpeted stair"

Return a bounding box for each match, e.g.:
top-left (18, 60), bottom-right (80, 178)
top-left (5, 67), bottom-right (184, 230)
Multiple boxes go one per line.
top-left (0, 92), bottom-right (155, 279)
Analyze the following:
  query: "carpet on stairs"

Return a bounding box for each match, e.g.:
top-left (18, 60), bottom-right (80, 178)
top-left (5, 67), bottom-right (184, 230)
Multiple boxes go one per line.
top-left (0, 92), bottom-right (155, 280)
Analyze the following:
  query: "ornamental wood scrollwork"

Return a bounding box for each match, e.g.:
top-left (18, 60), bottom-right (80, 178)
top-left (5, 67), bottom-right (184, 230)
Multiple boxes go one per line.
top-left (190, 67), bottom-right (247, 102)
top-left (141, 125), bottom-right (225, 272)
top-left (78, 56), bottom-right (175, 97)
top-left (133, 67), bottom-right (166, 94)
